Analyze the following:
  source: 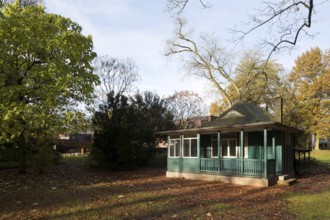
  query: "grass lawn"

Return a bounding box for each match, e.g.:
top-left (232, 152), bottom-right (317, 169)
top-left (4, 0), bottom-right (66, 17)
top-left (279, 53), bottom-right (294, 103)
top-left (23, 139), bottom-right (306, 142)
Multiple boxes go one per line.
top-left (285, 150), bottom-right (330, 219)
top-left (311, 149), bottom-right (330, 168)
top-left (0, 150), bottom-right (329, 219)
top-left (61, 155), bottom-right (89, 163)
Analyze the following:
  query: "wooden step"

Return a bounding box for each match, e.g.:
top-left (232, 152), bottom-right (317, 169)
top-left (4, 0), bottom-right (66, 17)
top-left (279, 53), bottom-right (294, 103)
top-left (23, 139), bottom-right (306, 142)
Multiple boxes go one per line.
top-left (278, 175), bottom-right (290, 181)
top-left (277, 178), bottom-right (297, 186)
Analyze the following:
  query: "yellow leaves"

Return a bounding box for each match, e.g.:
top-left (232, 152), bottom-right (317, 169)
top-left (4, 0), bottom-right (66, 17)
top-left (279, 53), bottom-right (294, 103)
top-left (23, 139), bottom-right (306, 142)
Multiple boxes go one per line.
top-left (287, 47), bottom-right (330, 136)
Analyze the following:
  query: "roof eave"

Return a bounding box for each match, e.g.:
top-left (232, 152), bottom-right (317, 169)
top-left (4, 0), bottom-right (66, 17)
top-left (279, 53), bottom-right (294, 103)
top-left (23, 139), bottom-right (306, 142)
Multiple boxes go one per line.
top-left (155, 121), bottom-right (303, 136)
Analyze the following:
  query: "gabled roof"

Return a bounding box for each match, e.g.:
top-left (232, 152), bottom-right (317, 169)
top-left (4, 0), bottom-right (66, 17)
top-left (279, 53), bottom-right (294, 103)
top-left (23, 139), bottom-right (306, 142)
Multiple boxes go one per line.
top-left (155, 101), bottom-right (302, 135)
top-left (202, 102), bottom-right (272, 128)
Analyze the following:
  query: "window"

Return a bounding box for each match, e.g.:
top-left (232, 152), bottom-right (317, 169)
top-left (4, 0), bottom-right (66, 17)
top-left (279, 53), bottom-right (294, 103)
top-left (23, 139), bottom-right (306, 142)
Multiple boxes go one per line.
top-left (244, 137), bottom-right (248, 158)
top-left (169, 139), bottom-right (181, 157)
top-left (221, 139), bottom-right (237, 157)
top-left (183, 138), bottom-right (198, 157)
top-left (236, 136), bottom-right (248, 158)
top-left (211, 135), bottom-right (218, 158)
top-left (221, 135), bottom-right (248, 158)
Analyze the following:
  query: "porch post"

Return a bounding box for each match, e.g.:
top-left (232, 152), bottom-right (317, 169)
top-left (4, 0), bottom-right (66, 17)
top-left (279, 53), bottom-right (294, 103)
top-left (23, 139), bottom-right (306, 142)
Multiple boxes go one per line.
top-left (264, 128), bottom-right (268, 178)
top-left (197, 133), bottom-right (201, 172)
top-left (218, 131), bottom-right (221, 173)
top-left (272, 130), bottom-right (276, 160)
top-left (180, 134), bottom-right (184, 172)
top-left (167, 135), bottom-right (170, 171)
top-left (240, 130), bottom-right (244, 174)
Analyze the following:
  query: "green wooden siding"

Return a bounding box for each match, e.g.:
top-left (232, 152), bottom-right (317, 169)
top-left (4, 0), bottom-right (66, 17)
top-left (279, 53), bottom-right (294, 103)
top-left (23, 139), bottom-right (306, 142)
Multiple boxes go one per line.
top-left (182, 158), bottom-right (200, 172)
top-left (167, 130), bottom-right (294, 177)
top-left (168, 158), bottom-right (181, 172)
top-left (276, 144), bottom-right (282, 173)
top-left (275, 131), bottom-right (284, 173)
top-left (200, 158), bottom-right (275, 176)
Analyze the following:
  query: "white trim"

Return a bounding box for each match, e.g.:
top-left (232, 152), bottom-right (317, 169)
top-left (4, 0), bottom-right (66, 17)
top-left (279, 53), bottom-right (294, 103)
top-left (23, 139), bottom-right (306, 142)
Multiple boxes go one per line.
top-left (244, 136), bottom-right (248, 158)
top-left (221, 138), bottom-right (238, 158)
top-left (182, 137), bottom-right (198, 158)
top-left (222, 110), bottom-right (245, 119)
top-left (169, 138), bottom-right (181, 158)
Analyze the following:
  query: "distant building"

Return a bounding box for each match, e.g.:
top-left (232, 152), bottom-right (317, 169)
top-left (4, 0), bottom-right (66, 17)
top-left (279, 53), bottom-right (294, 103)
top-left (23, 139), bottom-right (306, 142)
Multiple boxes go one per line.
top-left (56, 133), bottom-right (93, 154)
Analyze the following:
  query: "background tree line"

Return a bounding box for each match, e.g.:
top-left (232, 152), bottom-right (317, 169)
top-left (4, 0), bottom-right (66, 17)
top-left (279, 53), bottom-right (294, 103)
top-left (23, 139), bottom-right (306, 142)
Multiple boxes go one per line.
top-left (0, 0), bottom-right (329, 173)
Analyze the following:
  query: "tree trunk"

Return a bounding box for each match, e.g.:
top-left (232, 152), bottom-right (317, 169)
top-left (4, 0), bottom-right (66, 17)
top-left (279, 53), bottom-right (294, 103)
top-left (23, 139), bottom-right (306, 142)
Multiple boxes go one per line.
top-left (314, 132), bottom-right (320, 151)
top-left (18, 135), bottom-right (27, 174)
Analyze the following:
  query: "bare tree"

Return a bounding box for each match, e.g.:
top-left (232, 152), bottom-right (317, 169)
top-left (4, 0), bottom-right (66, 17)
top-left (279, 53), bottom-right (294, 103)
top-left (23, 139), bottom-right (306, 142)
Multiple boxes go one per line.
top-left (166, 0), bottom-right (321, 62)
top-left (166, 90), bottom-right (205, 129)
top-left (165, 18), bottom-right (240, 107)
top-left (93, 56), bottom-right (140, 106)
top-left (233, 0), bottom-right (315, 62)
top-left (166, 0), bottom-right (210, 14)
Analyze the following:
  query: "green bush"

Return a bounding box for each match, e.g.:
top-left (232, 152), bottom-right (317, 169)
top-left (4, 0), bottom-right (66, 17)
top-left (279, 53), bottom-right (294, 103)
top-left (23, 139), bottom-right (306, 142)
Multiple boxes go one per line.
top-left (90, 91), bottom-right (175, 170)
top-left (28, 145), bottom-right (61, 172)
top-left (0, 143), bottom-right (19, 162)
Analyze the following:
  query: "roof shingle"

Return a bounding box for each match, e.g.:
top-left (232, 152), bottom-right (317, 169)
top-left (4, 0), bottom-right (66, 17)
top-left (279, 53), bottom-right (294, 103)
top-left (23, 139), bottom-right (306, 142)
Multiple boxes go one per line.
top-left (203, 102), bottom-right (273, 128)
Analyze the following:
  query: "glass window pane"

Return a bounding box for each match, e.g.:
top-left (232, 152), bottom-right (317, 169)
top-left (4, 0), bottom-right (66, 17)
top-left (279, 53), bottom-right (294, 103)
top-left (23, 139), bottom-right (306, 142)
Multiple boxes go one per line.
top-left (229, 140), bottom-right (236, 156)
top-left (191, 139), bottom-right (197, 157)
top-left (170, 145), bottom-right (174, 157)
top-left (221, 140), bottom-right (228, 156)
top-left (212, 140), bottom-right (218, 157)
top-left (184, 140), bottom-right (190, 157)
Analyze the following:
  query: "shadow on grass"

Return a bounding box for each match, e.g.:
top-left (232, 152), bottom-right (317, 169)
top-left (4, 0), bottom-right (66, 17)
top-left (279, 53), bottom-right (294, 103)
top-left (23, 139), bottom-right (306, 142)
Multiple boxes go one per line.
top-left (1, 152), bottom-right (312, 219)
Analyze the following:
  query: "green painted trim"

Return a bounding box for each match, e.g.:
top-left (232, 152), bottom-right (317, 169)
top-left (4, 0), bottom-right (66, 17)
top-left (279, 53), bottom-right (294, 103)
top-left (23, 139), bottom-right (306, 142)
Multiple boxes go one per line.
top-left (240, 130), bottom-right (244, 173)
top-left (167, 135), bottom-right (170, 171)
top-left (218, 131), bottom-right (221, 173)
top-left (197, 133), bottom-right (201, 172)
top-left (264, 128), bottom-right (267, 178)
top-left (197, 133), bottom-right (201, 160)
top-left (272, 131), bottom-right (275, 160)
top-left (180, 134), bottom-right (184, 172)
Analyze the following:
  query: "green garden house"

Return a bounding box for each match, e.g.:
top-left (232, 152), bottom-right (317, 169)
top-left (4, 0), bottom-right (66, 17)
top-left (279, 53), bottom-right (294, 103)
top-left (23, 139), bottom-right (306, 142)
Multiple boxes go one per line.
top-left (157, 99), bottom-right (301, 187)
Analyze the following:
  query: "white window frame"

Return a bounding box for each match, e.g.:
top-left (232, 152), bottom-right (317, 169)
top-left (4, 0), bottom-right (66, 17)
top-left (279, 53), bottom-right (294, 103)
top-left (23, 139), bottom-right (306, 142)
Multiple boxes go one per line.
top-left (244, 137), bottom-right (248, 158)
top-left (236, 137), bottom-right (249, 158)
top-left (221, 138), bottom-right (238, 158)
top-left (169, 138), bottom-right (181, 158)
top-left (182, 137), bottom-right (198, 158)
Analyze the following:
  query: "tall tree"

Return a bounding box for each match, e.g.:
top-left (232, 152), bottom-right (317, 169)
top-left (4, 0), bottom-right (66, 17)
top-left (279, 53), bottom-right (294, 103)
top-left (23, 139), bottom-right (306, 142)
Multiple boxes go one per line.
top-left (286, 47), bottom-right (330, 150)
top-left (0, 1), bottom-right (99, 173)
top-left (92, 56), bottom-right (139, 106)
top-left (226, 51), bottom-right (283, 110)
top-left (91, 91), bottom-right (176, 169)
top-left (166, 90), bottom-right (205, 129)
top-left (131, 91), bottom-right (177, 144)
top-left (165, 18), bottom-right (240, 107)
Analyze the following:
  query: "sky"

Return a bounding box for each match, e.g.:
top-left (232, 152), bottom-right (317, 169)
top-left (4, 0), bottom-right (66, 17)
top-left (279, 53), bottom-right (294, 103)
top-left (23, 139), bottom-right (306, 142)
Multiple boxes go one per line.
top-left (43, 0), bottom-right (329, 105)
